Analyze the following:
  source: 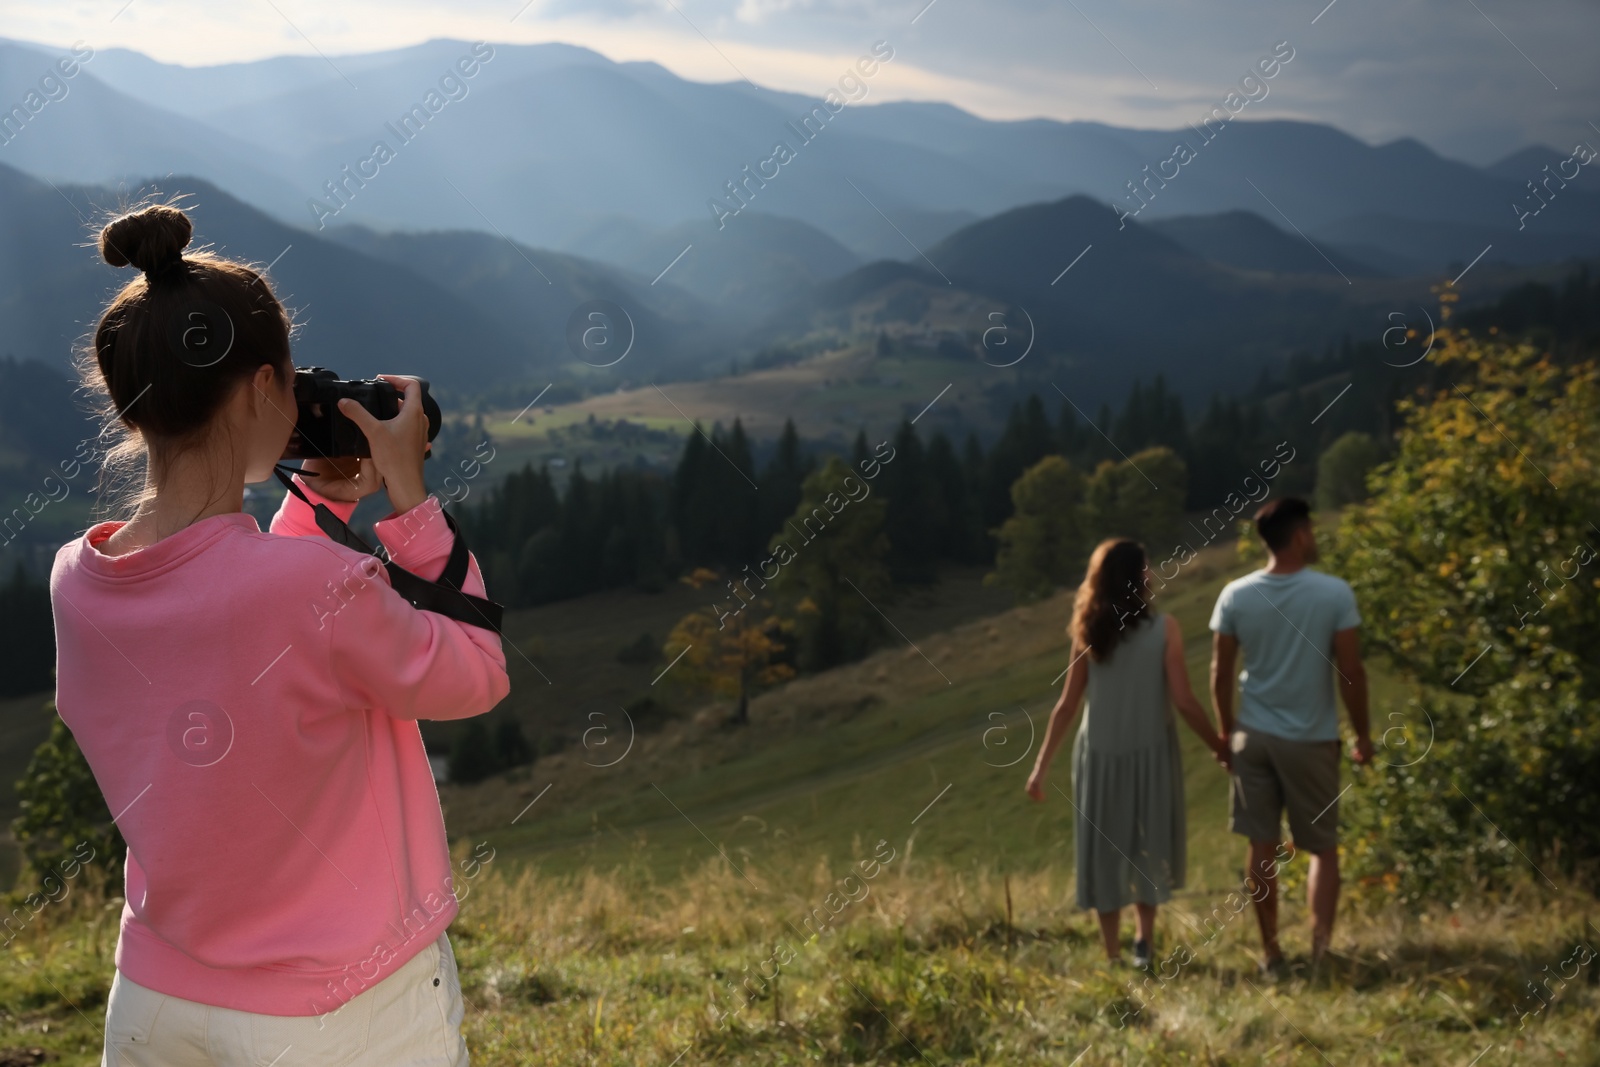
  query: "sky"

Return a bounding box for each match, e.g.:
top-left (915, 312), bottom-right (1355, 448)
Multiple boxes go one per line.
top-left (2, 0), bottom-right (1596, 164)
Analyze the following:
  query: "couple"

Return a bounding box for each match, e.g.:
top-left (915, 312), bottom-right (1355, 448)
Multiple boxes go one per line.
top-left (1025, 497), bottom-right (1373, 974)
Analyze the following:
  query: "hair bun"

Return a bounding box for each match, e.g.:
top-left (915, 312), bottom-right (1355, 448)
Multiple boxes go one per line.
top-left (100, 204), bottom-right (193, 273)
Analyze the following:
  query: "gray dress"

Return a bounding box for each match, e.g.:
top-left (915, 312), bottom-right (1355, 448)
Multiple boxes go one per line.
top-left (1070, 612), bottom-right (1187, 911)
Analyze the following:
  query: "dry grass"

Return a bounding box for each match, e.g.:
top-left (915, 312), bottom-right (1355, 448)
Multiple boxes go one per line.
top-left (7, 854), bottom-right (1594, 1066)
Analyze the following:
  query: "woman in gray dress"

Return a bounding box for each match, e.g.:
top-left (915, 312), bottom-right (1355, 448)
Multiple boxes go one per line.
top-left (1026, 538), bottom-right (1228, 967)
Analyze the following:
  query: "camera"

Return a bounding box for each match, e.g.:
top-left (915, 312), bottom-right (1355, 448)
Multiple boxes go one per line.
top-left (283, 367), bottom-right (443, 460)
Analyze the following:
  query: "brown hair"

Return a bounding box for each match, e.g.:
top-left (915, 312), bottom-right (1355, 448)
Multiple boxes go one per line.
top-left (1070, 538), bottom-right (1151, 661)
top-left (79, 199), bottom-right (294, 513)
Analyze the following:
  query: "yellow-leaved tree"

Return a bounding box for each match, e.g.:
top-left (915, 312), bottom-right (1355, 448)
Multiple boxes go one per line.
top-left (664, 568), bottom-right (795, 725)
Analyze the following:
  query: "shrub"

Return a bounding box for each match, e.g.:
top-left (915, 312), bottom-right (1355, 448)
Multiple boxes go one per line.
top-left (1331, 336), bottom-right (1600, 901)
top-left (11, 703), bottom-right (125, 887)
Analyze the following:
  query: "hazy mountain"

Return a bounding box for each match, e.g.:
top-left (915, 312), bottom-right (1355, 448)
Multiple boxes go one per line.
top-left (579, 212), bottom-right (862, 320)
top-left (0, 163), bottom-right (537, 391)
top-left (1147, 210), bottom-right (1383, 278)
top-left (1310, 212), bottom-right (1599, 273)
top-left (752, 196), bottom-right (1399, 402)
top-left (12, 37), bottom-right (1596, 276)
top-left (1485, 145), bottom-right (1575, 183)
top-left (0, 41), bottom-right (304, 220)
top-left (321, 223), bottom-right (736, 380)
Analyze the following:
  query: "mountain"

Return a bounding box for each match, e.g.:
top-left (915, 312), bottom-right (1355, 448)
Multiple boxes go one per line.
top-left (0, 163), bottom-right (535, 391)
top-left (1485, 145), bottom-right (1571, 183)
top-left (1146, 210), bottom-right (1382, 278)
top-left (321, 224), bottom-right (736, 380)
top-left (0, 41), bottom-right (304, 221)
top-left (583, 213), bottom-right (862, 320)
top-left (11, 37), bottom-right (1596, 276)
top-left (746, 195), bottom-right (1399, 403)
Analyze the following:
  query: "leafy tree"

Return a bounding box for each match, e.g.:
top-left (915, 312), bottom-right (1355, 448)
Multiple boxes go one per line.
top-left (987, 455), bottom-right (1087, 601)
top-left (1331, 335), bottom-right (1600, 900)
top-left (1079, 446), bottom-right (1188, 555)
top-left (12, 703), bottom-right (125, 885)
top-left (1314, 431), bottom-right (1386, 510)
top-left (767, 458), bottom-right (891, 671)
top-left (665, 568), bottom-right (795, 724)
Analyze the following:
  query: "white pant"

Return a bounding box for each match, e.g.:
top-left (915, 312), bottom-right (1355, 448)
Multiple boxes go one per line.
top-left (102, 931), bottom-right (470, 1066)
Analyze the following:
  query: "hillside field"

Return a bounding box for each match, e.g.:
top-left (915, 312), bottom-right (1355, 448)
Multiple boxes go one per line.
top-left (6, 540), bottom-right (1597, 1064)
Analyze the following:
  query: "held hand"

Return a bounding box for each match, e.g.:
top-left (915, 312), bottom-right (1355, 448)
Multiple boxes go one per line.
top-left (1351, 735), bottom-right (1376, 765)
top-left (332, 375), bottom-right (431, 514)
top-left (1212, 734), bottom-right (1233, 771)
top-left (297, 455), bottom-right (379, 503)
top-left (1025, 766), bottom-right (1046, 802)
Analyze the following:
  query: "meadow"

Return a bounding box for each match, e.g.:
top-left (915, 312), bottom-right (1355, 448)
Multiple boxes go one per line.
top-left (3, 542), bottom-right (1596, 1065)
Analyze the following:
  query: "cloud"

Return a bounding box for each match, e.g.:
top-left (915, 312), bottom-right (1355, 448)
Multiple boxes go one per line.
top-left (4, 0), bottom-right (1593, 163)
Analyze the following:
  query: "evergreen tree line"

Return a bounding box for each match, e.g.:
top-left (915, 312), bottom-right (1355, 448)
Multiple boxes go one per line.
top-left (458, 355), bottom-right (1403, 609)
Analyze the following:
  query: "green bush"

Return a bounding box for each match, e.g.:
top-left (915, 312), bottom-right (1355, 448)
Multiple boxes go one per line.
top-left (11, 703), bottom-right (125, 888)
top-left (1331, 337), bottom-right (1600, 901)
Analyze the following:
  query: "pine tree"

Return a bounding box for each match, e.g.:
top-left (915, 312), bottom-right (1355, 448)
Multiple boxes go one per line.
top-left (881, 419), bottom-right (940, 583)
top-left (760, 419), bottom-right (811, 546)
top-left (926, 430), bottom-right (977, 563)
top-left (0, 563), bottom-right (54, 697)
top-left (721, 418), bottom-right (763, 561)
top-left (672, 423), bottom-right (717, 564)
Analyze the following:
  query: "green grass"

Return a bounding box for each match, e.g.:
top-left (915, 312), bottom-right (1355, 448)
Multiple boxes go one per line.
top-left (5, 840), bottom-right (1596, 1065)
top-left (4, 542), bottom-right (1593, 1065)
top-left (445, 544), bottom-right (1408, 895)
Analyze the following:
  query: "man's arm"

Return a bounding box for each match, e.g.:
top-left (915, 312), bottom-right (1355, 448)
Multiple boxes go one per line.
top-left (1210, 631), bottom-right (1239, 736)
top-left (1332, 626), bottom-right (1373, 762)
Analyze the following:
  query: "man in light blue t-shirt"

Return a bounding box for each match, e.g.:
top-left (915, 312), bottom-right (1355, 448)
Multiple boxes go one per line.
top-left (1209, 496), bottom-right (1372, 975)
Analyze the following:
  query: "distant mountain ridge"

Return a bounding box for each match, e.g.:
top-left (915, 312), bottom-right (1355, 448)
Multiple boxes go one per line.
top-left (2, 36), bottom-right (1596, 276)
top-left (1147, 211), bottom-right (1383, 278)
top-left (0, 162), bottom-right (729, 391)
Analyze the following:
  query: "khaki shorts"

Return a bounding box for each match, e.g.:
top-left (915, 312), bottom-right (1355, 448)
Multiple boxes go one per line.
top-left (101, 931), bottom-right (469, 1067)
top-left (1228, 729), bottom-right (1342, 853)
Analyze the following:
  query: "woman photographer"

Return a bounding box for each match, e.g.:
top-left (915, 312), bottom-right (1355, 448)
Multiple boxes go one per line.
top-left (51, 202), bottom-right (508, 1066)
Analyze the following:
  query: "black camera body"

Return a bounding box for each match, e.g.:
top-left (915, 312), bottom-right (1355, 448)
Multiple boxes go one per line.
top-left (283, 367), bottom-right (443, 460)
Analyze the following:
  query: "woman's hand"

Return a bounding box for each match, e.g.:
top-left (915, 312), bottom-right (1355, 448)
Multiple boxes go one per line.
top-left (297, 456), bottom-right (378, 503)
top-left (1025, 764), bottom-right (1047, 802)
top-left (303, 376), bottom-right (430, 513)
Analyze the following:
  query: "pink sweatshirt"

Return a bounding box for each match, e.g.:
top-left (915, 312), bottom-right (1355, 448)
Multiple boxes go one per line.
top-left (50, 476), bottom-right (509, 1015)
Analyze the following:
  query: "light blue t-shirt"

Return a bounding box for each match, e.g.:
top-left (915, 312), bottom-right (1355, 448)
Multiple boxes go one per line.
top-left (1208, 568), bottom-right (1362, 742)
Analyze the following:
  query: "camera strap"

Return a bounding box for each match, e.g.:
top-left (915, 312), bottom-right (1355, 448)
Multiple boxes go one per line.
top-left (273, 465), bottom-right (504, 635)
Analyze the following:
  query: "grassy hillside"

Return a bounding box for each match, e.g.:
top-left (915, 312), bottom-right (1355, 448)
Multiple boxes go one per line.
top-left (438, 540), bottom-right (1416, 895)
top-left (5, 541), bottom-right (1596, 1065)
